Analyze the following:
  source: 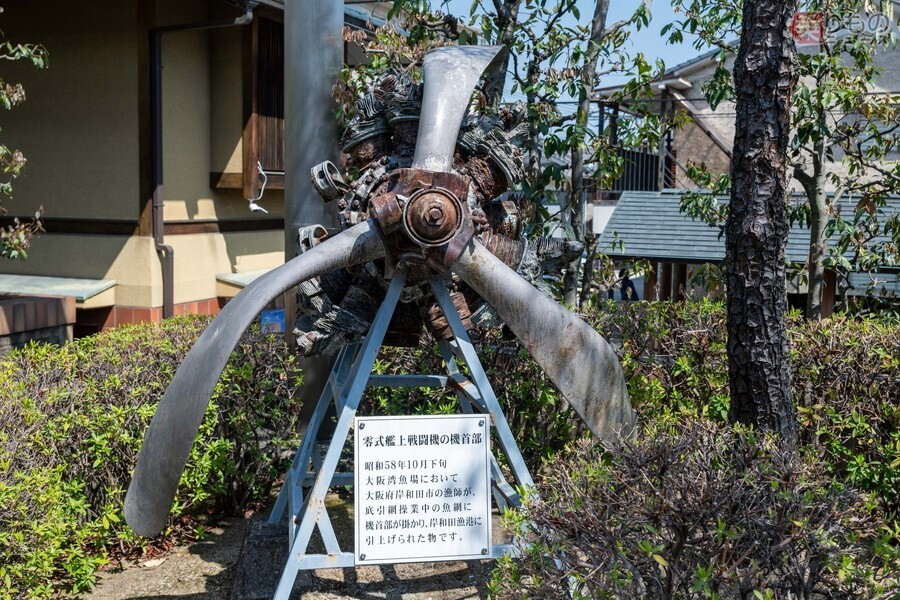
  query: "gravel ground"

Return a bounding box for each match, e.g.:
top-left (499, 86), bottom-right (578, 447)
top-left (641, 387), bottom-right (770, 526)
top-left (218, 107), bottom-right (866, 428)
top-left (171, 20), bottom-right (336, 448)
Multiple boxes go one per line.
top-left (87, 495), bottom-right (496, 600)
top-left (87, 517), bottom-right (249, 600)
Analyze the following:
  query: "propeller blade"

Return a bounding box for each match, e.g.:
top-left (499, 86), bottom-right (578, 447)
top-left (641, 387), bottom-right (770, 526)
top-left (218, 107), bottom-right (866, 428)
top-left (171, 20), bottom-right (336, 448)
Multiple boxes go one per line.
top-left (454, 239), bottom-right (635, 442)
top-left (412, 45), bottom-right (507, 173)
top-left (125, 220), bottom-right (386, 537)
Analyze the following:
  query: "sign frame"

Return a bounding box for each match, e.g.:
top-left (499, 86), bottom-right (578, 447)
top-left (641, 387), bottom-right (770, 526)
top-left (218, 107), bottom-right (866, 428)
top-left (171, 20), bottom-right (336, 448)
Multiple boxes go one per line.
top-left (354, 414), bottom-right (493, 565)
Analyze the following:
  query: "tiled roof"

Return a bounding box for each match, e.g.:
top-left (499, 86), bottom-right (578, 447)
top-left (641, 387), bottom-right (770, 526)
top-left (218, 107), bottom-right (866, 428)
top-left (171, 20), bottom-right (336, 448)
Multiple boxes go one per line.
top-left (599, 191), bottom-right (899, 272)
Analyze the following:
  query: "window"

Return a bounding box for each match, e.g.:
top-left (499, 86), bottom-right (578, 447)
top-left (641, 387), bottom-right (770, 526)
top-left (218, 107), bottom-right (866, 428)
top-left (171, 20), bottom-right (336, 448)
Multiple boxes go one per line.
top-left (210, 9), bottom-right (374, 197)
top-left (243, 13), bottom-right (285, 199)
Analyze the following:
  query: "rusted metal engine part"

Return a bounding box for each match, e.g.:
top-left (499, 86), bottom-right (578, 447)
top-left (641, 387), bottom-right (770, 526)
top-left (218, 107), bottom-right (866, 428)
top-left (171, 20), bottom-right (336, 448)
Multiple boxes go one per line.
top-left (296, 70), bottom-right (582, 353)
top-left (123, 46), bottom-right (635, 541)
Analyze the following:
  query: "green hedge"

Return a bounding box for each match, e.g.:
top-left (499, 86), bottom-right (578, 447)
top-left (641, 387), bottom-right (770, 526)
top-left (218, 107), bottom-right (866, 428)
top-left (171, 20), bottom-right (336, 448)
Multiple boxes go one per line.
top-left (375, 301), bottom-right (899, 520)
top-left (490, 419), bottom-right (899, 599)
top-left (1, 302), bottom-right (897, 597)
top-left (591, 300), bottom-right (899, 520)
top-left (488, 300), bottom-right (900, 599)
top-left (0, 317), bottom-right (303, 598)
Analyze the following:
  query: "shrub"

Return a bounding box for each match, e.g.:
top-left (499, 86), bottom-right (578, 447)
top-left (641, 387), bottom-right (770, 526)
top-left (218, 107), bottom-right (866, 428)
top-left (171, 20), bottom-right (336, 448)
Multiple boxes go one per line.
top-left (369, 302), bottom-right (899, 521)
top-left (593, 301), bottom-right (899, 521)
top-left (0, 317), bottom-right (302, 598)
top-left (790, 316), bottom-right (900, 519)
top-left (590, 299), bottom-right (730, 422)
top-left (1, 301), bottom-right (897, 597)
top-left (491, 419), bottom-right (899, 599)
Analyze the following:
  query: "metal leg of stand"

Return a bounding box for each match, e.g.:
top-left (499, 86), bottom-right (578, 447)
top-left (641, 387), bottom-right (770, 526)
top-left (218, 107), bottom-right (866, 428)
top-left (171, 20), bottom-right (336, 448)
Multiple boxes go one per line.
top-left (272, 273), bottom-right (534, 596)
top-left (288, 346), bottom-right (359, 546)
top-left (269, 345), bottom-right (357, 535)
top-left (273, 273), bottom-right (406, 599)
top-left (429, 278), bottom-right (535, 491)
top-left (438, 341), bottom-right (475, 413)
top-left (438, 339), bottom-right (512, 510)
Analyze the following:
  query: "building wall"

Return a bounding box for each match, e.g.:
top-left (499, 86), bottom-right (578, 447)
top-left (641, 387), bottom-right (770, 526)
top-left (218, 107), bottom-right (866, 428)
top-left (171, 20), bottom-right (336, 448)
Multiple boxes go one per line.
top-left (0, 235), bottom-right (160, 306)
top-left (0, 228), bottom-right (283, 309)
top-left (210, 25), bottom-right (245, 176)
top-left (674, 45), bottom-right (900, 192)
top-left (157, 0), bottom-right (285, 222)
top-left (2, 0), bottom-right (141, 221)
top-left (672, 121), bottom-right (732, 186)
top-left (0, 0), bottom-right (287, 314)
top-left (168, 231), bottom-right (283, 304)
top-left (159, 0), bottom-right (214, 221)
top-left (0, 0), bottom-right (160, 308)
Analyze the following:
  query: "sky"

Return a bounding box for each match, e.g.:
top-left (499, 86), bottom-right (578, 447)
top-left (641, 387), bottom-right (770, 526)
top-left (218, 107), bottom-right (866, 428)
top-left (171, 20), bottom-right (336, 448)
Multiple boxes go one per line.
top-left (440, 0), bottom-right (706, 99)
top-left (398, 0), bottom-right (708, 128)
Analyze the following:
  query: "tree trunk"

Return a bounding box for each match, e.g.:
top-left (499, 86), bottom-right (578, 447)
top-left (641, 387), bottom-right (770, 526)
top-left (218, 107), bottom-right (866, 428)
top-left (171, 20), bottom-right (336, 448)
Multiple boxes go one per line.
top-left (525, 62), bottom-right (542, 195)
top-left (805, 135), bottom-right (828, 320)
top-left (562, 145), bottom-right (586, 306)
top-left (482, 0), bottom-right (523, 106)
top-left (580, 232), bottom-right (599, 301)
top-left (562, 0), bottom-right (612, 306)
top-left (726, 0), bottom-right (798, 443)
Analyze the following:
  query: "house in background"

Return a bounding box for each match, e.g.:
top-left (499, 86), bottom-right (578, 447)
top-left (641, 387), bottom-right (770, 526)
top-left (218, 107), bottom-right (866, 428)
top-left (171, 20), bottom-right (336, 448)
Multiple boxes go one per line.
top-left (583, 50), bottom-right (735, 238)
top-left (0, 0), bottom-right (386, 341)
top-left (593, 6), bottom-right (900, 307)
top-left (595, 3), bottom-right (900, 200)
top-left (600, 191), bottom-right (900, 313)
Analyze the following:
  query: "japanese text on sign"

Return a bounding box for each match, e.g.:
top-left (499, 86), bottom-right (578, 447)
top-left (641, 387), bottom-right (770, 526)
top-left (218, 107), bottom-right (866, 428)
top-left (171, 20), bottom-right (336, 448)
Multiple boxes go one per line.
top-left (354, 415), bottom-right (492, 564)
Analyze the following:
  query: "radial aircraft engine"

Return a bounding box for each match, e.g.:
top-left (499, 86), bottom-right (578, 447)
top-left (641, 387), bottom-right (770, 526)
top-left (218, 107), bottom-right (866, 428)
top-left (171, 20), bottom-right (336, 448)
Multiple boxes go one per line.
top-left (124, 45), bottom-right (635, 538)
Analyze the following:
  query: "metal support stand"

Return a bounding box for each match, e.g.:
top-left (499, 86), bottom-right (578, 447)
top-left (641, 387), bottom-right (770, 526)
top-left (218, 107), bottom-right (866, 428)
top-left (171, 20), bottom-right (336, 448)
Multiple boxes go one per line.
top-left (268, 272), bottom-right (534, 598)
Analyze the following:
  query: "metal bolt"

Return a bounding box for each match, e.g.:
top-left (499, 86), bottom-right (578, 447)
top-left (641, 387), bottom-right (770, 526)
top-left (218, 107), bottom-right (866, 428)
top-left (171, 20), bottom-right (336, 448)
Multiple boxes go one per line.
top-left (481, 548), bottom-right (488, 555)
top-left (426, 205), bottom-right (445, 226)
top-left (478, 420), bottom-right (484, 427)
top-left (403, 188), bottom-right (461, 245)
top-left (359, 553), bottom-right (366, 561)
top-left (359, 422), bottom-right (365, 430)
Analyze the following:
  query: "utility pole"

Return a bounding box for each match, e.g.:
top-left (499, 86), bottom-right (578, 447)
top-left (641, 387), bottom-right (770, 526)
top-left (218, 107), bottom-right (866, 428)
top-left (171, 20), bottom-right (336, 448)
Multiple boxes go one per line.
top-left (284, 0), bottom-right (343, 424)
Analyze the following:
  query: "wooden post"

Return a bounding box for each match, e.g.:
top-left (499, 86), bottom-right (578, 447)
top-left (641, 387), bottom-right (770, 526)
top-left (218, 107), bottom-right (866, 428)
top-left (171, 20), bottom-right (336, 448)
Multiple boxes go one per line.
top-left (674, 263), bottom-right (688, 302)
top-left (821, 269), bottom-right (836, 317)
top-left (610, 102), bottom-right (620, 146)
top-left (658, 90), bottom-right (668, 191)
top-left (660, 262), bottom-right (673, 300)
top-left (643, 263), bottom-right (658, 301)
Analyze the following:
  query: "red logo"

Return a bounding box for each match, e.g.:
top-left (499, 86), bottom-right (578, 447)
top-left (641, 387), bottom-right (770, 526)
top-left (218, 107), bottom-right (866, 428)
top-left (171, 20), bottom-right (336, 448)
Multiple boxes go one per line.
top-left (791, 12), bottom-right (825, 45)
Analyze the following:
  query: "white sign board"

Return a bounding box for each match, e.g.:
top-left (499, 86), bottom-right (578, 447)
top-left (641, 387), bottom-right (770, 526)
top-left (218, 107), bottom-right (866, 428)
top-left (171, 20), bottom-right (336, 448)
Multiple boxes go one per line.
top-left (354, 414), bottom-right (492, 564)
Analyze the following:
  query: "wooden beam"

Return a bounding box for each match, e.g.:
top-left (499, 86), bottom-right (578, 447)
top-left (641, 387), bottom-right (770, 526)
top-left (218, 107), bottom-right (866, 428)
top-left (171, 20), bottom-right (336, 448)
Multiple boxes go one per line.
top-left (0, 217), bottom-right (139, 236)
top-left (674, 263), bottom-right (688, 302)
top-left (644, 263), bottom-right (658, 301)
top-left (164, 218), bottom-right (284, 235)
top-left (0, 216), bottom-right (284, 236)
top-left (210, 171), bottom-right (284, 190)
top-left (658, 91), bottom-right (668, 191)
top-left (242, 14), bottom-right (260, 201)
top-left (822, 269), bottom-right (836, 318)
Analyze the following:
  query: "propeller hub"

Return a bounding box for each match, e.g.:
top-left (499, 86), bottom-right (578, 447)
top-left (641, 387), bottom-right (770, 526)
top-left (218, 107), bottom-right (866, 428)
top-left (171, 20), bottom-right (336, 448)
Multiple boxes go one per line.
top-left (403, 187), bottom-right (462, 247)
